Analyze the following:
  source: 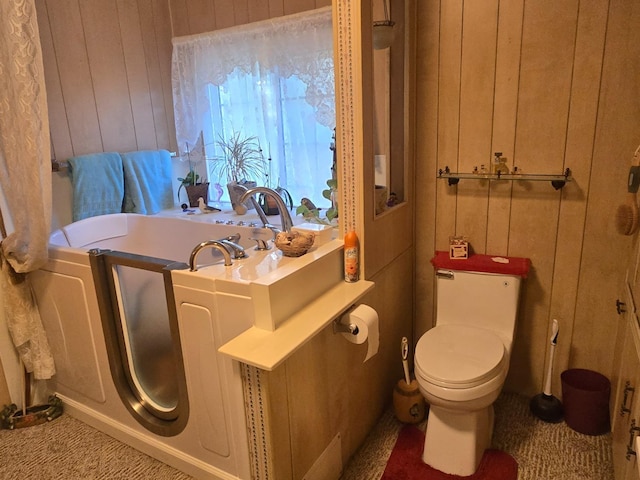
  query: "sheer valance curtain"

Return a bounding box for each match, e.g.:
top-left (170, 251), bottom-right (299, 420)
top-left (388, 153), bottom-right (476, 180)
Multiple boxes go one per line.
top-left (0, 0), bottom-right (55, 381)
top-left (171, 7), bottom-right (335, 206)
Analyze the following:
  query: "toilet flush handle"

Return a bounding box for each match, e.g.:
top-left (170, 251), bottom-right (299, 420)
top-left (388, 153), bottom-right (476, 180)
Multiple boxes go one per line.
top-left (436, 270), bottom-right (454, 279)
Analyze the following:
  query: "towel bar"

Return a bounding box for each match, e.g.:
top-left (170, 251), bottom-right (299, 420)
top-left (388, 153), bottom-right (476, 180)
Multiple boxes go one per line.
top-left (53, 150), bottom-right (178, 172)
top-left (51, 160), bottom-right (69, 172)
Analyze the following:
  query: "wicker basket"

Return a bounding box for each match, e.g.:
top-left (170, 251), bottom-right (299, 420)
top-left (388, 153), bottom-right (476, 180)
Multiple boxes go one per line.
top-left (275, 231), bottom-right (315, 257)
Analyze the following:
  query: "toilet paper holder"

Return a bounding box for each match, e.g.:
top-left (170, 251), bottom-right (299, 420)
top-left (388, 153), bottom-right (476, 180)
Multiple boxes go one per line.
top-left (333, 307), bottom-right (360, 336)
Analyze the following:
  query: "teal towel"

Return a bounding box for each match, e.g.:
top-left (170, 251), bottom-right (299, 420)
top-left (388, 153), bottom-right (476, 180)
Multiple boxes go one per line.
top-left (121, 149), bottom-right (174, 214)
top-left (68, 152), bottom-right (124, 222)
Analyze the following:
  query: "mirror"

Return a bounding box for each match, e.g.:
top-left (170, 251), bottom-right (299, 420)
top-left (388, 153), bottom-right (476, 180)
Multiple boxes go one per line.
top-left (372, 0), bottom-right (407, 216)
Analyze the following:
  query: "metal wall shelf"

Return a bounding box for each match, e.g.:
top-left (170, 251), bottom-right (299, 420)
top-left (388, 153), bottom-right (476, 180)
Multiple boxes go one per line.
top-left (437, 167), bottom-right (572, 190)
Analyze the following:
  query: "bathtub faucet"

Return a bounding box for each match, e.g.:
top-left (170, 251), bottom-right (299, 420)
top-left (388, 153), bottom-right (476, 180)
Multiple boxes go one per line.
top-left (189, 240), bottom-right (232, 270)
top-left (232, 184), bottom-right (282, 235)
top-left (238, 186), bottom-right (293, 233)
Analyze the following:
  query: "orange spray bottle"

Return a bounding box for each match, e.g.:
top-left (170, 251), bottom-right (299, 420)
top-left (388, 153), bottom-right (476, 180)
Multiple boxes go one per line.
top-left (344, 230), bottom-right (359, 282)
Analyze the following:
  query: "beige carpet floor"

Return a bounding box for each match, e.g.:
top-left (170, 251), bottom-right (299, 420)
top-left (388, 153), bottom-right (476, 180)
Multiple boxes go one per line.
top-left (0, 392), bottom-right (613, 479)
top-left (0, 413), bottom-right (194, 480)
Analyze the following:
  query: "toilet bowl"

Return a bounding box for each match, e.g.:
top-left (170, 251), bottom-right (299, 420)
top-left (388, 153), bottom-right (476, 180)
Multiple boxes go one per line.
top-left (415, 251), bottom-right (530, 476)
top-left (415, 325), bottom-right (509, 475)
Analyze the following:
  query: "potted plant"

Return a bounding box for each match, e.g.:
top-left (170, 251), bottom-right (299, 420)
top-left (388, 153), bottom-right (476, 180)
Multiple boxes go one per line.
top-left (178, 133), bottom-right (209, 207)
top-left (177, 165), bottom-right (209, 208)
top-left (210, 131), bottom-right (267, 210)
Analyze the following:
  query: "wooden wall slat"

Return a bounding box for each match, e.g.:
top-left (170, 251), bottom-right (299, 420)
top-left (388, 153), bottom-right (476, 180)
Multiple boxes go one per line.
top-left (36, 0), bottom-right (73, 160)
top-left (268, 0), bottom-right (284, 18)
top-left (434, 1), bottom-right (462, 251)
top-left (486, 0), bottom-right (524, 255)
top-left (458, 0), bottom-right (498, 172)
top-left (284, 0), bottom-right (316, 16)
top-left (232, 0), bottom-right (250, 26)
top-left (414, 0), bottom-right (440, 335)
top-left (148, 0), bottom-right (176, 153)
top-left (514, 0), bottom-right (578, 171)
top-left (79, 1), bottom-right (137, 152)
top-left (247, 0), bottom-right (270, 23)
top-left (213, 0), bottom-right (236, 30)
top-left (454, 0), bottom-right (499, 254)
top-left (117, 0), bottom-right (157, 150)
top-left (168, 0), bottom-right (190, 37)
top-left (185, 0), bottom-right (217, 35)
top-left (136, 0), bottom-right (172, 152)
top-left (47, 0), bottom-right (103, 156)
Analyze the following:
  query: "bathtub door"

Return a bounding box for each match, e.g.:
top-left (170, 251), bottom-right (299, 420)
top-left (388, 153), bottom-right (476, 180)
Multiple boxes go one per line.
top-left (89, 249), bottom-right (190, 437)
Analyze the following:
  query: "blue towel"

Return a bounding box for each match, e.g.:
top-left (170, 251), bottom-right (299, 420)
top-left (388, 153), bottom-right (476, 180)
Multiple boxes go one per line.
top-left (68, 152), bottom-right (125, 222)
top-left (121, 149), bottom-right (174, 215)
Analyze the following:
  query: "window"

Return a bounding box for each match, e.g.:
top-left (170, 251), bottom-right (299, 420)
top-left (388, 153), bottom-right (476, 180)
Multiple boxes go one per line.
top-left (172, 8), bottom-right (334, 208)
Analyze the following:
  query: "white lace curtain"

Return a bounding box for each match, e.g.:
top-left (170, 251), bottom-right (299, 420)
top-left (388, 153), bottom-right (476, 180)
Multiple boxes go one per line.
top-left (171, 6), bottom-right (335, 154)
top-left (0, 0), bottom-right (55, 380)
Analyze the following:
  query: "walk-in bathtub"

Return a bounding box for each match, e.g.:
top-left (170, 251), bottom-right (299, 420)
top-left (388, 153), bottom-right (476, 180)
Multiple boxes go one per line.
top-left (30, 212), bottom-right (295, 479)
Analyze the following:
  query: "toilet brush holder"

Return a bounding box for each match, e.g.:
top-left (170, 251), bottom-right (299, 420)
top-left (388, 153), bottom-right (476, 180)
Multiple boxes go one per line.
top-left (393, 379), bottom-right (426, 424)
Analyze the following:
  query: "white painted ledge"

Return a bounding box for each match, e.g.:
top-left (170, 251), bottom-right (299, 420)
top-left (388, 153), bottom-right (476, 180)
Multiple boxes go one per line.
top-left (218, 280), bottom-right (375, 371)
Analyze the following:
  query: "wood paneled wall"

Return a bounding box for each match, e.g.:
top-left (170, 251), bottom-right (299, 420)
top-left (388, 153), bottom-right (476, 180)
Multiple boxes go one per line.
top-left (415, 0), bottom-right (640, 396)
top-left (168, 0), bottom-right (330, 37)
top-left (39, 0), bottom-right (330, 162)
top-left (37, 0), bottom-right (175, 159)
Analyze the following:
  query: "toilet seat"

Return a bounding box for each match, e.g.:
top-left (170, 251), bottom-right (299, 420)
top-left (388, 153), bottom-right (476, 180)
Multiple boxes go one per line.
top-left (415, 325), bottom-right (506, 389)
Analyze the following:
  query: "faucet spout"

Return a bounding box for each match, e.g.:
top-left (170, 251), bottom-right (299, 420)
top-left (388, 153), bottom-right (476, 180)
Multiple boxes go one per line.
top-left (189, 240), bottom-right (232, 271)
top-left (232, 184), bottom-right (271, 227)
top-left (239, 187), bottom-right (293, 233)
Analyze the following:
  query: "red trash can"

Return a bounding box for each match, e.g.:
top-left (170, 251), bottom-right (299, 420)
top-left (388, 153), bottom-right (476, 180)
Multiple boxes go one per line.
top-left (561, 369), bottom-right (611, 435)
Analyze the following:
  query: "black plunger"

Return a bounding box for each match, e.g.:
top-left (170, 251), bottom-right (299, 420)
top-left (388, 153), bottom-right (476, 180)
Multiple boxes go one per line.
top-left (530, 319), bottom-right (563, 422)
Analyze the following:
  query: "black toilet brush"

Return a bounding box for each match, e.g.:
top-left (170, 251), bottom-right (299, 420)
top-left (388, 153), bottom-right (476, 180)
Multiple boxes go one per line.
top-left (530, 319), bottom-right (563, 422)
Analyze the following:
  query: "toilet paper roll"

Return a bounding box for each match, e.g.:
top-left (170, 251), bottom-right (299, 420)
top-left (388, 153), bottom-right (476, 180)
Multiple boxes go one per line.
top-left (341, 304), bottom-right (379, 362)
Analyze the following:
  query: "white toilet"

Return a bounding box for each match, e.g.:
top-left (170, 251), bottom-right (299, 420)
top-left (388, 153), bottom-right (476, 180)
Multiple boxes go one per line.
top-left (414, 252), bottom-right (530, 476)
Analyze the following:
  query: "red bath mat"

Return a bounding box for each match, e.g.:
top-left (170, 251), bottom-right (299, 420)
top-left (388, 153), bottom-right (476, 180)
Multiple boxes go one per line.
top-left (381, 425), bottom-right (518, 480)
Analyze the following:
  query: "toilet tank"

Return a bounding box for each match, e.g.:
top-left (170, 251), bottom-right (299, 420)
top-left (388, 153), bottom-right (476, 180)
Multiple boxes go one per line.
top-left (432, 251), bottom-right (530, 348)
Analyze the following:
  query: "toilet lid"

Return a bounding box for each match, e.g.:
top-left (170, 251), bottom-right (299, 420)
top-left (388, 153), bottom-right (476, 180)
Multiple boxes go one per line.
top-left (415, 325), bottom-right (506, 388)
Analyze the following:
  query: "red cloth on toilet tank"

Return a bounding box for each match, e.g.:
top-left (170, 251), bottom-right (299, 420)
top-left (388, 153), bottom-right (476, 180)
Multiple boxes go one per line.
top-left (431, 251), bottom-right (531, 278)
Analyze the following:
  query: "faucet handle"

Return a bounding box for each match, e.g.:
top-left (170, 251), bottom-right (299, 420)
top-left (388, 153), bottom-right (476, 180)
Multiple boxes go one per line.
top-left (224, 233), bottom-right (241, 243)
top-left (219, 239), bottom-right (247, 259)
top-left (250, 237), bottom-right (271, 251)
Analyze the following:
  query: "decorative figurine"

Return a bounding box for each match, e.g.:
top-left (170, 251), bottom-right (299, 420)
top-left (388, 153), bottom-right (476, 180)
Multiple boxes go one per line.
top-left (197, 197), bottom-right (221, 214)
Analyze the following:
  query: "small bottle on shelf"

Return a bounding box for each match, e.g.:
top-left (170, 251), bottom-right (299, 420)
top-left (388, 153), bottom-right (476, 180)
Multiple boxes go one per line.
top-left (493, 152), bottom-right (509, 175)
top-left (344, 231), bottom-right (359, 283)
